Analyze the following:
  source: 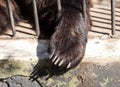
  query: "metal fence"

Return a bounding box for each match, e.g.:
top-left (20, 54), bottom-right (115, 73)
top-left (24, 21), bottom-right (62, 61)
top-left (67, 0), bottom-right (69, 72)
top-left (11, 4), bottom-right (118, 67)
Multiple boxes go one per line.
top-left (111, 0), bottom-right (116, 35)
top-left (7, 0), bottom-right (40, 37)
top-left (6, 0), bottom-right (116, 37)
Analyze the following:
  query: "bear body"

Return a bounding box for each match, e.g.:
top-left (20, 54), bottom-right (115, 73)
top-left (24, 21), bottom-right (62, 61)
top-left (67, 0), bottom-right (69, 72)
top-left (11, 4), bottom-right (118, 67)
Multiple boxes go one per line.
top-left (0, 0), bottom-right (91, 69)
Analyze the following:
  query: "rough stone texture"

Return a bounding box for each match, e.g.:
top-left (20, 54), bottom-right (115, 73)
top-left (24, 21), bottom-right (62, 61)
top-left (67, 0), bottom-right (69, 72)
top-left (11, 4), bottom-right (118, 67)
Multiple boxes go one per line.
top-left (0, 76), bottom-right (41, 87)
top-left (0, 62), bottom-right (120, 87)
top-left (7, 76), bottom-right (41, 87)
top-left (0, 82), bottom-right (8, 87)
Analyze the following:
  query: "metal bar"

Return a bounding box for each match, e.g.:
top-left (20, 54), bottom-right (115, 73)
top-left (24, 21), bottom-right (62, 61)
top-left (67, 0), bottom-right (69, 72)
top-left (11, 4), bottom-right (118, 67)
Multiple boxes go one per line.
top-left (83, 0), bottom-right (87, 24)
top-left (57, 0), bottom-right (62, 11)
top-left (32, 0), bottom-right (40, 37)
top-left (6, 0), bottom-right (16, 37)
top-left (57, 0), bottom-right (62, 17)
top-left (111, 0), bottom-right (116, 35)
top-left (56, 0), bottom-right (62, 21)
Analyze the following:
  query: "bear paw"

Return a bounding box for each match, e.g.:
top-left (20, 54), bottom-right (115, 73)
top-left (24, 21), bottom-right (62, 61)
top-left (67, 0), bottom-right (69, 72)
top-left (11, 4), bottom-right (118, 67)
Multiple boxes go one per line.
top-left (49, 31), bottom-right (87, 69)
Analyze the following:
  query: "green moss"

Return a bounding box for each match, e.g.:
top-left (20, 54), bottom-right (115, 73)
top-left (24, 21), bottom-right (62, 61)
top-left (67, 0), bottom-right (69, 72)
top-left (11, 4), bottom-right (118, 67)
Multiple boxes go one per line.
top-left (0, 60), bottom-right (34, 78)
top-left (46, 78), bottom-right (54, 86)
top-left (68, 76), bottom-right (79, 87)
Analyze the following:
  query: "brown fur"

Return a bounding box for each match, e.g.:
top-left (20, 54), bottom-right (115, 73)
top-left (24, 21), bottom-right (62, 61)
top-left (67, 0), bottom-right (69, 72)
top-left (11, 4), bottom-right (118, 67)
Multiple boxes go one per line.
top-left (0, 0), bottom-right (92, 68)
top-left (49, 0), bottom-right (91, 68)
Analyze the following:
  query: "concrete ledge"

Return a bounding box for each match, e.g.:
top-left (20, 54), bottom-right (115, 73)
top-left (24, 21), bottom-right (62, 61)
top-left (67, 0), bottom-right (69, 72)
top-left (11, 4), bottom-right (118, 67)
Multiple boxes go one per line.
top-left (0, 39), bottom-right (49, 61)
top-left (84, 37), bottom-right (120, 64)
top-left (0, 39), bottom-right (49, 78)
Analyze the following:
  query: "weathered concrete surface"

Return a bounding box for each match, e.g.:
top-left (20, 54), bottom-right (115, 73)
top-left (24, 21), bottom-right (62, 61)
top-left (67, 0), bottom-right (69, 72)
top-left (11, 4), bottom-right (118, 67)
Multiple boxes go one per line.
top-left (0, 36), bottom-right (120, 87)
top-left (84, 37), bottom-right (120, 63)
top-left (0, 76), bottom-right (41, 87)
top-left (0, 39), bottom-right (49, 78)
top-left (0, 60), bottom-right (120, 87)
top-left (0, 39), bottom-right (49, 61)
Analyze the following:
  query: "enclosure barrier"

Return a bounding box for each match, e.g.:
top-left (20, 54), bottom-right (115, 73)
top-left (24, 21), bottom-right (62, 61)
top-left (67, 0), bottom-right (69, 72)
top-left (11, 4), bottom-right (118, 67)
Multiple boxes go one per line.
top-left (6, 0), bottom-right (116, 37)
top-left (7, 0), bottom-right (16, 37)
top-left (111, 0), bottom-right (115, 35)
top-left (6, 0), bottom-right (40, 37)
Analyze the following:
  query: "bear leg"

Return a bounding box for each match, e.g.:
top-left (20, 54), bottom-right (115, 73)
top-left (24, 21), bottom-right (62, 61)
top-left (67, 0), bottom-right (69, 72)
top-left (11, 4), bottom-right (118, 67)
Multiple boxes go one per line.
top-left (49, 9), bottom-right (89, 69)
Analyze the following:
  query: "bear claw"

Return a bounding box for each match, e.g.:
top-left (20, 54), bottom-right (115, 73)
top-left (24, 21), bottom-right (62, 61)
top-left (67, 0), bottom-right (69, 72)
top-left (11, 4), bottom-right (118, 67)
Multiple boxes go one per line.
top-left (67, 63), bottom-right (71, 69)
top-left (49, 49), bottom-right (55, 59)
top-left (58, 59), bottom-right (64, 66)
top-left (52, 56), bottom-right (57, 62)
top-left (54, 58), bottom-right (61, 65)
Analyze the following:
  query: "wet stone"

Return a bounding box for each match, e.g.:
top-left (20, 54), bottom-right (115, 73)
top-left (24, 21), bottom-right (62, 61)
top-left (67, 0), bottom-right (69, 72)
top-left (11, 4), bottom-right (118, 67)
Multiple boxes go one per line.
top-left (0, 82), bottom-right (8, 87)
top-left (6, 76), bottom-right (41, 87)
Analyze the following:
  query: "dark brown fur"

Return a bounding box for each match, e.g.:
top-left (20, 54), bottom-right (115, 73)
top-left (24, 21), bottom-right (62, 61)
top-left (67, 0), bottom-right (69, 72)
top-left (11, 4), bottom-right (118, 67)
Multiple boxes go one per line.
top-left (49, 0), bottom-right (91, 68)
top-left (0, 0), bottom-right (92, 69)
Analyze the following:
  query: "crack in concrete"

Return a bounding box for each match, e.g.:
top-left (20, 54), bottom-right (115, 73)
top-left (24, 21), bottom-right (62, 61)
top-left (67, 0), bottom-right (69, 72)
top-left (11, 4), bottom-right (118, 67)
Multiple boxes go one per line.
top-left (5, 81), bottom-right (10, 87)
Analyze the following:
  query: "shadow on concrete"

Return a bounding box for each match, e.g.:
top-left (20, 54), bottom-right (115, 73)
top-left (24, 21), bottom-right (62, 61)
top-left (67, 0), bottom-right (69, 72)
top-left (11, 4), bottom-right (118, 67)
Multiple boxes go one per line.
top-left (29, 40), bottom-right (70, 81)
